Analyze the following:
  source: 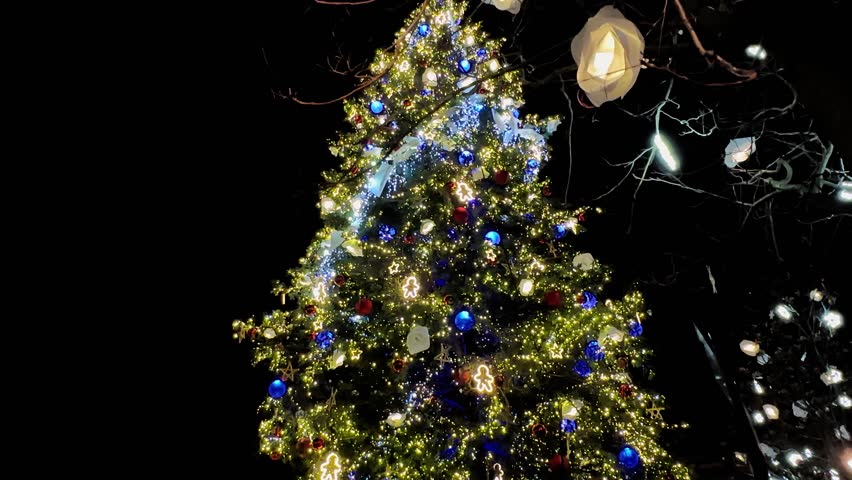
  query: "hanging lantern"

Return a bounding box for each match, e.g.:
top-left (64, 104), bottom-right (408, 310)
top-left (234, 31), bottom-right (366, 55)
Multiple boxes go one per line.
top-left (570, 6), bottom-right (644, 107)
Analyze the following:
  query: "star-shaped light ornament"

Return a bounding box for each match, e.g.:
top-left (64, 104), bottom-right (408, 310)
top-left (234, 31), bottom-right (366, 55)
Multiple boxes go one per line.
top-left (647, 401), bottom-right (666, 420)
top-left (435, 344), bottom-right (453, 366)
top-left (280, 362), bottom-right (300, 381)
top-left (473, 365), bottom-right (496, 394)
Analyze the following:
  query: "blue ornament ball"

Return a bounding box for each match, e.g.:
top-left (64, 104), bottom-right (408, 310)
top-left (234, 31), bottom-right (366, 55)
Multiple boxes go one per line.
top-left (553, 224), bottom-right (567, 239)
top-left (315, 330), bottom-right (335, 349)
top-left (628, 322), bottom-right (643, 337)
top-left (484, 231), bottom-right (501, 245)
top-left (454, 310), bottom-right (475, 332)
top-left (526, 159), bottom-right (539, 169)
top-left (584, 340), bottom-right (604, 361)
top-left (378, 224), bottom-right (396, 242)
top-left (417, 23), bottom-right (431, 36)
top-left (573, 359), bottom-right (592, 378)
top-left (457, 58), bottom-right (473, 74)
top-left (268, 379), bottom-right (288, 398)
top-left (618, 445), bottom-right (641, 470)
top-left (560, 419), bottom-right (577, 433)
top-left (458, 150), bottom-right (475, 166)
top-left (581, 291), bottom-right (597, 310)
top-left (369, 100), bottom-right (385, 115)
top-left (476, 48), bottom-right (487, 58)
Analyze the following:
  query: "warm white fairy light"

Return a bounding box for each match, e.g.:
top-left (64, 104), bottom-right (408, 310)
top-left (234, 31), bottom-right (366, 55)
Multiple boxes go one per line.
top-left (774, 303), bottom-right (794, 322)
top-left (402, 275), bottom-right (420, 299)
top-left (473, 365), bottom-right (495, 394)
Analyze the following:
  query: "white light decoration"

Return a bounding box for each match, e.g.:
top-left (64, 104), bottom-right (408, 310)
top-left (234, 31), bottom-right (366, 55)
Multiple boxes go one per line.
top-left (420, 219), bottom-right (436, 235)
top-left (320, 197), bottom-right (336, 213)
top-left (473, 365), bottom-right (495, 394)
top-left (745, 44), bottom-right (768, 60)
top-left (385, 412), bottom-right (406, 428)
top-left (422, 68), bottom-right (438, 87)
top-left (350, 196), bottom-right (364, 212)
top-left (752, 411), bottom-right (766, 425)
top-left (839, 180), bottom-right (852, 202)
top-left (571, 6), bottom-right (644, 106)
top-left (773, 303), bottom-right (794, 322)
top-left (562, 399), bottom-right (583, 420)
top-left (739, 340), bottom-right (760, 356)
top-left (653, 133), bottom-right (679, 171)
top-left (455, 181), bottom-right (475, 202)
top-left (402, 275), bottom-right (420, 299)
top-left (342, 239), bottom-right (363, 257)
top-left (406, 325), bottom-right (430, 354)
top-left (821, 366), bottom-right (844, 385)
top-left (752, 380), bottom-right (766, 395)
top-left (457, 76), bottom-right (477, 93)
top-left (484, 0), bottom-right (522, 14)
top-left (398, 60), bottom-right (410, 72)
top-left (838, 393), bottom-right (852, 408)
top-left (785, 450), bottom-right (804, 467)
top-left (488, 58), bottom-right (501, 72)
top-left (572, 252), bottom-right (595, 271)
top-left (320, 452), bottom-right (342, 480)
top-left (821, 310), bottom-right (844, 331)
top-left (810, 289), bottom-right (825, 301)
top-left (518, 278), bottom-right (534, 296)
top-left (599, 325), bottom-right (625, 343)
top-left (262, 328), bottom-right (276, 339)
top-left (388, 261), bottom-right (401, 275)
top-left (724, 137), bottom-right (756, 168)
top-left (331, 349), bottom-right (345, 369)
top-left (762, 404), bottom-right (780, 420)
top-left (464, 35), bottom-right (475, 47)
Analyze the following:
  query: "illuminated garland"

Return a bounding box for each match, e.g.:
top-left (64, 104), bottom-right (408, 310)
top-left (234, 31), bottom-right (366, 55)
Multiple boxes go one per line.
top-left (233, 0), bottom-right (689, 478)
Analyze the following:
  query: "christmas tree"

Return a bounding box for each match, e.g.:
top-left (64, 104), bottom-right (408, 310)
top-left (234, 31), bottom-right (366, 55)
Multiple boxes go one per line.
top-left (233, 0), bottom-right (689, 478)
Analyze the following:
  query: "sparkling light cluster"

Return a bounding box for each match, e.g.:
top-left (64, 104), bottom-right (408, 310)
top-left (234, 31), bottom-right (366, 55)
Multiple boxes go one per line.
top-left (233, 0), bottom-right (688, 478)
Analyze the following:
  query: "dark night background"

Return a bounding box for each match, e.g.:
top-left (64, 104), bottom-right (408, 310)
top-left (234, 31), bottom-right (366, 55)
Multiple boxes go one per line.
top-left (181, 0), bottom-right (852, 477)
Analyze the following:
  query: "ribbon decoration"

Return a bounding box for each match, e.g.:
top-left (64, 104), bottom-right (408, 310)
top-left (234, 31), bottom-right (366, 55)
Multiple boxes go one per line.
top-left (368, 136), bottom-right (422, 197)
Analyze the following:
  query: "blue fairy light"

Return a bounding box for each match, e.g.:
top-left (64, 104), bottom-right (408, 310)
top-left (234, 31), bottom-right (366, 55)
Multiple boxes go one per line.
top-left (526, 159), bottom-right (539, 169)
top-left (421, 89), bottom-right (432, 96)
top-left (484, 231), bottom-right (501, 245)
top-left (315, 330), bottom-right (335, 349)
top-left (618, 445), bottom-right (641, 469)
top-left (458, 150), bottom-right (475, 166)
top-left (523, 213), bottom-right (535, 222)
top-left (584, 340), bottom-right (604, 361)
top-left (573, 359), bottom-right (592, 378)
top-left (454, 310), bottom-right (475, 332)
top-left (417, 23), bottom-right (431, 36)
top-left (447, 228), bottom-right (459, 241)
top-left (457, 58), bottom-right (472, 74)
top-left (628, 322), bottom-right (643, 337)
top-left (581, 291), bottom-right (598, 310)
top-left (378, 224), bottom-right (396, 242)
top-left (560, 419), bottom-right (577, 433)
top-left (553, 224), bottom-right (567, 239)
top-left (369, 100), bottom-right (385, 115)
top-left (268, 379), bottom-right (288, 398)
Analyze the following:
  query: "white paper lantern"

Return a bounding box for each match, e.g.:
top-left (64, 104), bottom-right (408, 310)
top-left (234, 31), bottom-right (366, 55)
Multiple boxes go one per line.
top-left (330, 349), bottom-right (345, 369)
top-left (762, 404), bottom-right (780, 420)
top-left (570, 6), bottom-right (644, 107)
top-left (518, 278), bottom-right (534, 296)
top-left (422, 68), bottom-right (438, 87)
top-left (485, 0), bottom-right (522, 14)
top-left (724, 137), bottom-right (756, 168)
top-left (562, 399), bottom-right (584, 420)
top-left (407, 325), bottom-right (430, 354)
top-left (739, 340), bottom-right (760, 356)
top-left (385, 412), bottom-right (406, 428)
top-left (420, 219), bottom-right (436, 235)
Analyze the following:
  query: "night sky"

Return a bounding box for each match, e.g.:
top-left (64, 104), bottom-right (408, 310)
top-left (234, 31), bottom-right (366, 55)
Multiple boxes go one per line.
top-left (198, 0), bottom-right (851, 476)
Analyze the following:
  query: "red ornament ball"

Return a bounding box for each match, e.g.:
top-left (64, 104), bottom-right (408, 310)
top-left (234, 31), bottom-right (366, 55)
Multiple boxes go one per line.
top-left (544, 291), bottom-right (563, 308)
top-left (617, 356), bottom-right (629, 369)
top-left (531, 423), bottom-right (548, 438)
top-left (392, 358), bottom-right (406, 372)
top-left (248, 327), bottom-right (258, 339)
top-left (618, 383), bottom-right (633, 398)
top-left (349, 165), bottom-right (360, 176)
top-left (403, 99), bottom-right (413, 107)
top-left (403, 234), bottom-right (415, 245)
top-left (445, 181), bottom-right (457, 192)
top-left (541, 185), bottom-right (552, 197)
top-left (353, 114), bottom-right (363, 124)
top-left (355, 297), bottom-right (373, 315)
top-left (312, 437), bottom-right (325, 450)
top-left (577, 212), bottom-right (586, 222)
top-left (478, 87), bottom-right (489, 94)
top-left (269, 451), bottom-right (282, 461)
top-left (453, 206), bottom-right (469, 224)
top-left (334, 274), bottom-right (347, 286)
top-left (273, 425), bottom-right (283, 437)
top-left (304, 305), bottom-right (317, 316)
top-left (443, 294), bottom-right (454, 304)
top-left (295, 437), bottom-right (312, 457)
top-left (548, 454), bottom-right (569, 471)
top-left (494, 374), bottom-right (505, 387)
top-left (454, 368), bottom-right (471, 384)
top-left (494, 170), bottom-right (509, 185)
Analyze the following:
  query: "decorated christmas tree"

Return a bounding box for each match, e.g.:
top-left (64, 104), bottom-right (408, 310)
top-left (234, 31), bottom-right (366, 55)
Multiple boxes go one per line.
top-left (233, 0), bottom-right (690, 478)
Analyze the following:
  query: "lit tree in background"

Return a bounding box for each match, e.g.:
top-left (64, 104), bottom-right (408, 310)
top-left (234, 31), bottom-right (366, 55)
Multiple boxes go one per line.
top-left (232, 0), bottom-right (690, 478)
top-left (735, 287), bottom-right (850, 479)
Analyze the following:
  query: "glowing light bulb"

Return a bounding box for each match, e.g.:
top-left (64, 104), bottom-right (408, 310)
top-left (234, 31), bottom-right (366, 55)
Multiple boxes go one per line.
top-left (420, 219), bottom-right (435, 235)
top-left (588, 31), bottom-right (618, 80)
top-left (752, 380), bottom-right (765, 395)
top-left (821, 366), bottom-right (844, 385)
top-left (320, 197), bottom-right (336, 213)
top-left (822, 310), bottom-right (844, 331)
top-left (422, 68), bottom-right (438, 87)
top-left (785, 450), bottom-right (804, 467)
top-left (653, 133), bottom-right (679, 171)
top-left (774, 303), bottom-right (794, 322)
top-left (838, 393), bottom-right (851, 408)
top-left (745, 44), bottom-right (767, 60)
top-left (739, 340), bottom-right (760, 356)
top-left (751, 411), bottom-right (766, 425)
top-left (488, 59), bottom-right (500, 72)
top-left (840, 180), bottom-right (852, 202)
top-left (518, 278), bottom-right (534, 296)
top-left (762, 404), bottom-right (779, 420)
